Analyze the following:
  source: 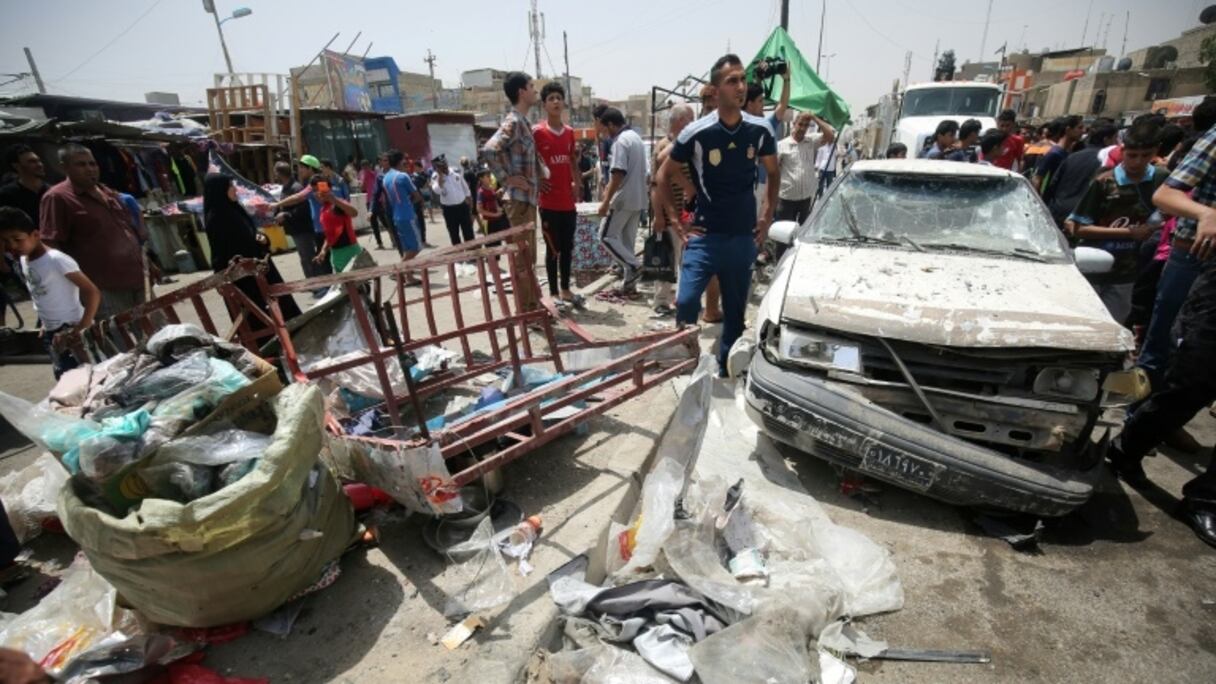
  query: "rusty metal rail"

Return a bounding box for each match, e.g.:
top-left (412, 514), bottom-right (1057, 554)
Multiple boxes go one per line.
top-left (53, 224), bottom-right (700, 493)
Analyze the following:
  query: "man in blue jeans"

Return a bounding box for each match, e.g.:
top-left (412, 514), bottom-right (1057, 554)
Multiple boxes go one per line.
top-left (656, 53), bottom-right (778, 372)
top-left (1136, 98), bottom-right (1216, 401)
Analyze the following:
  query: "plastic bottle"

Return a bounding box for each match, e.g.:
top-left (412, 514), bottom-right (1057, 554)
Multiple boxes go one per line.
top-left (508, 515), bottom-right (543, 547)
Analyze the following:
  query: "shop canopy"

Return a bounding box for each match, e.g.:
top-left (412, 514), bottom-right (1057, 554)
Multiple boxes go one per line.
top-left (747, 26), bottom-right (851, 130)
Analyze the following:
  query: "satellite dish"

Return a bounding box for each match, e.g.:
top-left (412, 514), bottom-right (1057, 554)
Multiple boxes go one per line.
top-left (1117, 57), bottom-right (1133, 71)
top-left (1145, 46), bottom-right (1179, 69)
top-left (1201, 5), bottom-right (1216, 24)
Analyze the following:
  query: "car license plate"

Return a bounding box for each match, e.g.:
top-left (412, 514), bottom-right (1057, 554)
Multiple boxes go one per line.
top-left (860, 442), bottom-right (943, 492)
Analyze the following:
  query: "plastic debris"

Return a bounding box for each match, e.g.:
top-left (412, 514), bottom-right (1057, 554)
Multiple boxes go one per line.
top-left (442, 517), bottom-right (515, 618)
top-left (548, 644), bottom-right (677, 683)
top-left (252, 599), bottom-right (306, 638)
top-left (0, 453), bottom-right (69, 543)
top-left (441, 615), bottom-right (485, 650)
top-left (0, 557), bottom-right (139, 677)
top-left (56, 634), bottom-right (175, 682)
top-left (498, 515), bottom-right (542, 576)
top-left (689, 607), bottom-right (817, 684)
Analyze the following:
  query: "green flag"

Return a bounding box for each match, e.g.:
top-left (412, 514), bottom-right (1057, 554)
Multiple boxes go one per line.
top-left (747, 26), bottom-right (851, 129)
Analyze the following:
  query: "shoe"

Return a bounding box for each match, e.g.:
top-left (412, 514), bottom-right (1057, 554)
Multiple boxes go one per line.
top-left (1183, 505), bottom-right (1216, 549)
top-left (651, 304), bottom-right (674, 318)
top-left (1165, 427), bottom-right (1204, 453)
top-left (1108, 448), bottom-right (1151, 489)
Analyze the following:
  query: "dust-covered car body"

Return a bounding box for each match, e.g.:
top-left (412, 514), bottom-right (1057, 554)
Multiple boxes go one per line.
top-left (745, 160), bottom-right (1138, 516)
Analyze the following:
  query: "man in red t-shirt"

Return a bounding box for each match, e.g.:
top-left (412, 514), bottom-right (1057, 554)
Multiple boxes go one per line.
top-left (533, 82), bottom-right (581, 305)
top-left (991, 109), bottom-right (1025, 172)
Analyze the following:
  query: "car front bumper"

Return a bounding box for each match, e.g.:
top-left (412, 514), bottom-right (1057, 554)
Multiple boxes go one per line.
top-left (744, 351), bottom-right (1094, 516)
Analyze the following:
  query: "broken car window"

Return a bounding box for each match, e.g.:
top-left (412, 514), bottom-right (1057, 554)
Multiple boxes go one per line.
top-left (805, 171), bottom-right (1069, 261)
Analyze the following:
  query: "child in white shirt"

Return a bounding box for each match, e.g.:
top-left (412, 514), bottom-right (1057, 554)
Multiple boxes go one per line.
top-left (0, 207), bottom-right (100, 378)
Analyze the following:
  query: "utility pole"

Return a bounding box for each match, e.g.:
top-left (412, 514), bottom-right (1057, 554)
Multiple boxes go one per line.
top-left (563, 31), bottom-right (572, 119)
top-left (424, 50), bottom-right (439, 109)
top-left (902, 50), bottom-right (912, 91)
top-left (23, 48), bottom-right (46, 94)
top-left (931, 39), bottom-right (940, 80)
top-left (978, 0), bottom-right (993, 63)
top-left (816, 0), bottom-right (826, 71)
top-left (1076, 0), bottom-right (1094, 70)
top-left (781, 0), bottom-right (789, 30)
top-left (209, 8), bottom-right (236, 74)
top-left (529, 0), bottom-right (544, 78)
top-left (1121, 10), bottom-right (1130, 57)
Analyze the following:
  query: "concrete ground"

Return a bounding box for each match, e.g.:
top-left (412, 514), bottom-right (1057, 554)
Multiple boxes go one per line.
top-left (4, 223), bottom-right (1216, 682)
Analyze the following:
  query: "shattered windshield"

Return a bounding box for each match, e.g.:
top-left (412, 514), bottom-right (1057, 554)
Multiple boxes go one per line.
top-left (803, 171), bottom-right (1070, 261)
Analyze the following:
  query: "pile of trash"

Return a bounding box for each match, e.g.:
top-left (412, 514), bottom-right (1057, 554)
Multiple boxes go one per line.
top-left (0, 323), bottom-right (356, 636)
top-left (540, 357), bottom-right (905, 683)
top-left (0, 324), bottom-right (274, 515)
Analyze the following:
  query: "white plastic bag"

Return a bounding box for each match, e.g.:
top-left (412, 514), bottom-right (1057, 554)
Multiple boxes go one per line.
top-left (151, 429), bottom-right (272, 466)
top-left (0, 390), bottom-right (99, 456)
top-left (347, 443), bottom-right (463, 515)
top-left (0, 453), bottom-right (69, 543)
top-left (442, 517), bottom-right (514, 617)
top-left (0, 558), bottom-right (138, 676)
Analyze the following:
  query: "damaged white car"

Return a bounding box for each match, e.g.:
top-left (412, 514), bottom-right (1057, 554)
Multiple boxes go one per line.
top-left (743, 160), bottom-right (1143, 516)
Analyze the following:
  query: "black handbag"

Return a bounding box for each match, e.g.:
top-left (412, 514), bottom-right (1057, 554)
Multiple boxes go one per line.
top-left (641, 230), bottom-right (677, 283)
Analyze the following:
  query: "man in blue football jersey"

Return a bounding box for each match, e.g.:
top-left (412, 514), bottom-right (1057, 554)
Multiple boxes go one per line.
top-left (656, 53), bottom-right (779, 372)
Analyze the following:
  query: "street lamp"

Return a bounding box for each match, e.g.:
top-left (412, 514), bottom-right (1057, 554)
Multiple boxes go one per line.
top-left (820, 53), bottom-right (837, 82)
top-left (202, 1), bottom-right (252, 75)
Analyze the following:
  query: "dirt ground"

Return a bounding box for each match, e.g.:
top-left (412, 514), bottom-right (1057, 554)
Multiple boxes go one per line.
top-left (3, 225), bottom-right (1216, 682)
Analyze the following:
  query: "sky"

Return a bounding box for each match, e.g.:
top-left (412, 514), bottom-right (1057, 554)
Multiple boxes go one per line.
top-left (0, 0), bottom-right (1206, 119)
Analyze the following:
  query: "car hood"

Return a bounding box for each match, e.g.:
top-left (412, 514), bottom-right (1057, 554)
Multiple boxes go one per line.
top-left (779, 244), bottom-right (1134, 352)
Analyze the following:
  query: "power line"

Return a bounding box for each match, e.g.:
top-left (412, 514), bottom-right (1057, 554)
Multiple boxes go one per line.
top-left (51, 0), bottom-right (166, 83)
top-left (841, 0), bottom-right (931, 62)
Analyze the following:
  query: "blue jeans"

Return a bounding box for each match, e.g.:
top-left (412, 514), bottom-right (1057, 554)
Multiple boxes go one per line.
top-left (816, 170), bottom-right (836, 199)
top-left (1137, 245), bottom-right (1202, 393)
top-left (676, 232), bottom-right (756, 369)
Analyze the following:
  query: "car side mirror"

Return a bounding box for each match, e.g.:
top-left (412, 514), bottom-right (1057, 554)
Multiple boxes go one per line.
top-left (769, 220), bottom-right (798, 245)
top-left (1074, 246), bottom-right (1114, 275)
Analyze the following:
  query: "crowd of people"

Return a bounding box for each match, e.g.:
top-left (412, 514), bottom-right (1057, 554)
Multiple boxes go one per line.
top-left (3, 49), bottom-right (1216, 546)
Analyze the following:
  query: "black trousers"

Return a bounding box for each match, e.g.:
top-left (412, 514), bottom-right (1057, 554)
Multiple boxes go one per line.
top-left (541, 208), bottom-right (576, 295)
top-left (1120, 262), bottom-right (1216, 505)
top-left (441, 203), bottom-right (475, 246)
top-left (776, 197), bottom-right (813, 225)
top-left (413, 201), bottom-right (428, 243)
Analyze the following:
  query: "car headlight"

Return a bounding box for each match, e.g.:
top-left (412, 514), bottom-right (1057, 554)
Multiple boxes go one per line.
top-left (1033, 367), bottom-right (1100, 401)
top-left (777, 327), bottom-right (862, 373)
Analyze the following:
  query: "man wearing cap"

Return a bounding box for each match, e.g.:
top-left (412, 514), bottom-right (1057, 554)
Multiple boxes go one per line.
top-left (271, 154), bottom-right (351, 279)
top-left (430, 155), bottom-right (477, 246)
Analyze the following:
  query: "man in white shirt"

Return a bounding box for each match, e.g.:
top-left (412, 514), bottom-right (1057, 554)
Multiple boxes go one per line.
top-left (776, 111), bottom-right (835, 224)
top-left (814, 141), bottom-right (839, 201)
top-left (430, 154), bottom-right (476, 245)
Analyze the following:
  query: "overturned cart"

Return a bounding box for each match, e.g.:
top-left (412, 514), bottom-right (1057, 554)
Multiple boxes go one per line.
top-left (60, 226), bottom-right (699, 491)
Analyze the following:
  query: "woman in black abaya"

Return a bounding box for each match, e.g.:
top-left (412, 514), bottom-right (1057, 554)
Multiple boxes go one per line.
top-left (202, 173), bottom-right (302, 326)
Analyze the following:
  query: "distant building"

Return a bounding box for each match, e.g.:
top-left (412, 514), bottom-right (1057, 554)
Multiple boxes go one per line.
top-left (144, 92), bottom-right (181, 106)
top-left (1029, 23), bottom-right (1216, 121)
top-left (460, 68), bottom-right (594, 127)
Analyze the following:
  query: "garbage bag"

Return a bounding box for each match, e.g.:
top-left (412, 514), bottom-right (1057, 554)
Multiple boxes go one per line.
top-left (0, 557), bottom-right (139, 677)
top-left (73, 410), bottom-right (150, 479)
top-left (689, 607), bottom-right (818, 684)
top-left (442, 516), bottom-right (514, 617)
top-left (0, 453), bottom-right (69, 543)
top-left (139, 357), bottom-right (251, 455)
top-left (117, 352), bottom-right (212, 405)
top-left (140, 461), bottom-right (216, 503)
top-left (58, 384), bottom-right (357, 627)
top-left (0, 390), bottom-right (100, 456)
top-left (151, 430), bottom-right (272, 467)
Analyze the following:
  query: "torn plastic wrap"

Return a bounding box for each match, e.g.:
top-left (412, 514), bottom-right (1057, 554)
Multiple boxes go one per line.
top-left (0, 390), bottom-right (101, 457)
top-left (548, 644), bottom-right (677, 684)
top-left (615, 355), bottom-right (716, 576)
top-left (0, 453), bottom-right (69, 543)
top-left (688, 606), bottom-right (818, 684)
top-left (442, 517), bottom-right (515, 618)
top-left (0, 558), bottom-right (140, 677)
